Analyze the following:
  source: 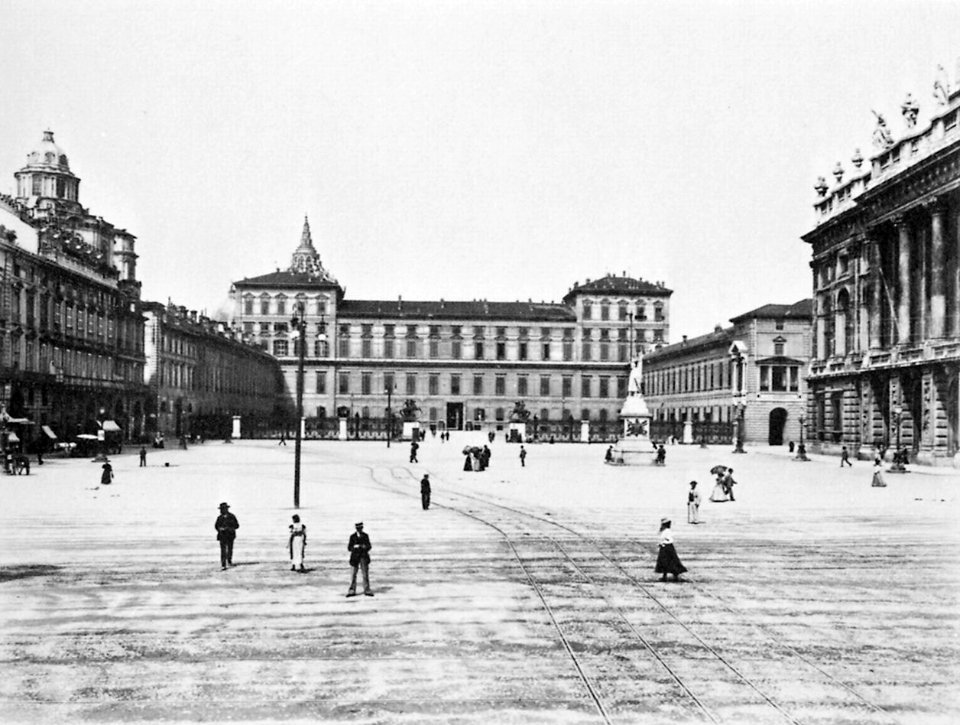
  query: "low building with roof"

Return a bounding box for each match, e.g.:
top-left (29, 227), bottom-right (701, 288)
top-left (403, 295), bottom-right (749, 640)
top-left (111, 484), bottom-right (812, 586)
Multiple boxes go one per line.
top-left (230, 218), bottom-right (672, 439)
top-left (642, 300), bottom-right (812, 447)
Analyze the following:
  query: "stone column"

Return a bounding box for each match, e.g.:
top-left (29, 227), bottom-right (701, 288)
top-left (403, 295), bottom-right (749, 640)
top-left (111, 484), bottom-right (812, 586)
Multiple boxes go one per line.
top-left (896, 217), bottom-right (912, 345)
top-left (929, 201), bottom-right (946, 338)
top-left (870, 245), bottom-right (883, 350)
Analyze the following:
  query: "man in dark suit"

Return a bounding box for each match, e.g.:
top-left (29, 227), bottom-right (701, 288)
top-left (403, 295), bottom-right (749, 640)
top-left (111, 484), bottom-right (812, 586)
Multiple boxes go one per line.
top-left (215, 502), bottom-right (239, 570)
top-left (420, 474), bottom-right (431, 510)
top-left (347, 522), bottom-right (373, 597)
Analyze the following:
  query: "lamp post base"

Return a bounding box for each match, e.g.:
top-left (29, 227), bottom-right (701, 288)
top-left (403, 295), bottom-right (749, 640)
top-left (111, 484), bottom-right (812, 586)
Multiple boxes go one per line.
top-left (793, 453), bottom-right (810, 462)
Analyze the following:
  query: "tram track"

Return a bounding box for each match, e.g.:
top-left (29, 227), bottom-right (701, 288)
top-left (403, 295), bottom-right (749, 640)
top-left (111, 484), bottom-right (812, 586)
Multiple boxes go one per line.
top-left (365, 463), bottom-right (897, 725)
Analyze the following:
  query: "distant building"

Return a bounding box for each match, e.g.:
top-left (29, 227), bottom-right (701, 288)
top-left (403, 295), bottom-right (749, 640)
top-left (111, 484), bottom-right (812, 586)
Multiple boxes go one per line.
top-left (803, 68), bottom-right (960, 464)
top-left (642, 300), bottom-right (813, 446)
top-left (0, 130), bottom-right (147, 447)
top-left (230, 217), bottom-right (672, 439)
top-left (143, 301), bottom-right (283, 441)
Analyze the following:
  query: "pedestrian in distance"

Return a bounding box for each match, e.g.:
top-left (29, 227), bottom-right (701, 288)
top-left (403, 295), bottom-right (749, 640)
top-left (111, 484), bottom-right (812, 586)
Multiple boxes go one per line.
top-left (289, 514), bottom-right (307, 571)
top-left (605, 445), bottom-right (614, 463)
top-left (346, 522), bottom-right (373, 597)
top-left (722, 468), bottom-right (737, 501)
top-left (215, 502), bottom-right (239, 570)
top-left (655, 445), bottom-right (666, 466)
top-left (840, 446), bottom-right (853, 467)
top-left (100, 461), bottom-right (113, 486)
top-left (519, 445), bottom-right (527, 467)
top-left (139, 446), bottom-right (147, 467)
top-left (709, 472), bottom-right (729, 502)
top-left (409, 440), bottom-right (419, 463)
top-left (420, 474), bottom-right (431, 510)
top-left (278, 432), bottom-right (287, 446)
top-left (655, 517), bottom-right (687, 582)
top-left (687, 481), bottom-right (701, 524)
top-left (481, 444), bottom-right (491, 470)
top-left (871, 455), bottom-right (887, 487)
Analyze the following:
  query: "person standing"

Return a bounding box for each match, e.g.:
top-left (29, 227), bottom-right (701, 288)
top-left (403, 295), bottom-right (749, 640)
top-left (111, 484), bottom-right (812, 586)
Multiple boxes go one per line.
top-left (289, 514), bottom-right (307, 571)
top-left (347, 522), bottom-right (373, 597)
top-left (215, 502), bottom-right (239, 570)
top-left (656, 445), bottom-right (666, 465)
top-left (100, 461), bottom-right (113, 486)
top-left (871, 455), bottom-right (887, 487)
top-left (709, 472), bottom-right (729, 502)
top-left (655, 517), bottom-right (687, 582)
top-left (605, 445), bottom-right (614, 463)
top-left (687, 481), bottom-right (701, 524)
top-left (519, 445), bottom-right (527, 467)
top-left (840, 446), bottom-right (853, 467)
top-left (139, 446), bottom-right (147, 467)
top-left (420, 474), bottom-right (431, 510)
top-left (409, 440), bottom-right (419, 463)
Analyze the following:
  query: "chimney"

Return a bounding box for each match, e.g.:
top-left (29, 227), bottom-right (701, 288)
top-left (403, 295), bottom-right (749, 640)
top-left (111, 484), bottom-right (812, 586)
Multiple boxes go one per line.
top-left (714, 324), bottom-right (722, 332)
top-left (682, 335), bottom-right (688, 344)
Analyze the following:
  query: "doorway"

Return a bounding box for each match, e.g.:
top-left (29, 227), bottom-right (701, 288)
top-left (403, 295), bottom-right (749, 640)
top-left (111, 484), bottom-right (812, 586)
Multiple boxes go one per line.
top-left (446, 402), bottom-right (463, 431)
top-left (768, 407), bottom-right (787, 445)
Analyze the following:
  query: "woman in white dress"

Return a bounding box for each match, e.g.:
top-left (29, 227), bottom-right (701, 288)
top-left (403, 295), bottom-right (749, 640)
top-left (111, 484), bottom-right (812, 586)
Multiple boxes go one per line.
top-left (289, 514), bottom-right (307, 571)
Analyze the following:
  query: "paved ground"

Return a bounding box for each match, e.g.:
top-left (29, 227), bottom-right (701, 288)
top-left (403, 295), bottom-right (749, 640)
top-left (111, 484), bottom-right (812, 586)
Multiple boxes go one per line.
top-left (0, 435), bottom-right (958, 724)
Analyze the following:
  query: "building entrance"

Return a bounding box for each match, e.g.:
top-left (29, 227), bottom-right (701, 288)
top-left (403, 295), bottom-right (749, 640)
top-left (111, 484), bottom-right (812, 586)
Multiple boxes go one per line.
top-left (446, 402), bottom-right (463, 431)
top-left (768, 407), bottom-right (787, 446)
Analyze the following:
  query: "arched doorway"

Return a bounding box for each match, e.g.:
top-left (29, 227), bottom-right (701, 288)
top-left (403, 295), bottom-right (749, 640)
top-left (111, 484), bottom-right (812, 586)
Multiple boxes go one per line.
top-left (768, 407), bottom-right (788, 445)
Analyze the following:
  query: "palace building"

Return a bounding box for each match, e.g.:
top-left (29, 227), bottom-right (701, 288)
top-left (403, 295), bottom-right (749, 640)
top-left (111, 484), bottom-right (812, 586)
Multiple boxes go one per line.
top-left (642, 300), bottom-right (813, 447)
top-left (803, 65), bottom-right (960, 464)
top-left (230, 218), bottom-right (672, 439)
top-left (0, 131), bottom-right (148, 446)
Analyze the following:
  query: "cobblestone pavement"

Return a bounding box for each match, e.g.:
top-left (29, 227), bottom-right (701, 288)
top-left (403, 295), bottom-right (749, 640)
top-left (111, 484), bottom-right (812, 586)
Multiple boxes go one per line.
top-left (0, 437), bottom-right (958, 724)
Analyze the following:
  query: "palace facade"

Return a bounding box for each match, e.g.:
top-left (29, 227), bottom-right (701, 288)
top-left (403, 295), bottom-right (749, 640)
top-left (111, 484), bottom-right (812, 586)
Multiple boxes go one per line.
top-left (642, 300), bottom-right (813, 446)
top-left (0, 131), bottom-right (148, 447)
top-left (143, 301), bottom-right (284, 441)
top-left (803, 67), bottom-right (960, 464)
top-left (231, 218), bottom-right (672, 439)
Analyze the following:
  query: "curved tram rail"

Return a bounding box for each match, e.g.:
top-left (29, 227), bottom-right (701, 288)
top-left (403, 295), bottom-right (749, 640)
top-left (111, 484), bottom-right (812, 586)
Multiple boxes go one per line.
top-left (365, 464), bottom-right (896, 725)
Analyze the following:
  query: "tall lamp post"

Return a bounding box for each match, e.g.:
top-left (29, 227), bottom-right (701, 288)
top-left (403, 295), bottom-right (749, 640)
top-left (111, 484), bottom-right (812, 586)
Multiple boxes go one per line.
top-left (291, 302), bottom-right (307, 509)
top-left (385, 383), bottom-right (394, 448)
top-left (795, 414), bottom-right (809, 461)
top-left (733, 399), bottom-right (746, 454)
top-left (891, 404), bottom-right (907, 472)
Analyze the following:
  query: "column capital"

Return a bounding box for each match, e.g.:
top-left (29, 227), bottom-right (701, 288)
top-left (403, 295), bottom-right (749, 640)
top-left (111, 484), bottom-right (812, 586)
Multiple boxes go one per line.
top-left (892, 213), bottom-right (909, 228)
top-left (923, 195), bottom-right (947, 216)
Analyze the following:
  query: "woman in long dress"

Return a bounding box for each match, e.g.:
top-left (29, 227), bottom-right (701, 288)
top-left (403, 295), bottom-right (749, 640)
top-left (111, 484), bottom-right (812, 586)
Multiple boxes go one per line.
top-left (655, 518), bottom-right (687, 582)
top-left (871, 455), bottom-right (887, 487)
top-left (289, 514), bottom-right (307, 572)
top-left (709, 472), bottom-right (729, 502)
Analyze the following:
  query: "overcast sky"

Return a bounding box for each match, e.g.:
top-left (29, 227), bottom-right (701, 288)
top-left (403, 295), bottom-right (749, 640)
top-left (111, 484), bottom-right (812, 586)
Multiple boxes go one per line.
top-left (1, 1), bottom-right (958, 339)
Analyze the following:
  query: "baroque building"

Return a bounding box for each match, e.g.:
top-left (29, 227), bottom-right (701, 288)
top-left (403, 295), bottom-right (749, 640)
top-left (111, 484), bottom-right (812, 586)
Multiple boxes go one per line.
top-left (143, 301), bottom-right (284, 441)
top-left (0, 131), bottom-right (147, 446)
top-left (803, 65), bottom-right (960, 464)
top-left (230, 218), bottom-right (672, 439)
top-left (642, 300), bottom-right (812, 446)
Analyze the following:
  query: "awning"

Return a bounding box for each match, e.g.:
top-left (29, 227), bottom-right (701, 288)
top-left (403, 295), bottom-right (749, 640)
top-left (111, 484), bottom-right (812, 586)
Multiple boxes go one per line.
top-left (7, 432), bottom-right (19, 443)
top-left (76, 434), bottom-right (98, 441)
top-left (102, 420), bottom-right (121, 432)
top-left (42, 425), bottom-right (57, 440)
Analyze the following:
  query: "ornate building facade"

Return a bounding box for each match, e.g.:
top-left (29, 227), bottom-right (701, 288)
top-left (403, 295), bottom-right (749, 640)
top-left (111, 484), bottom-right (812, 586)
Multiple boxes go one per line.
top-left (143, 301), bottom-right (284, 441)
top-left (804, 66), bottom-right (960, 464)
top-left (231, 218), bottom-right (672, 439)
top-left (0, 131), bottom-right (148, 445)
top-left (642, 300), bottom-right (812, 446)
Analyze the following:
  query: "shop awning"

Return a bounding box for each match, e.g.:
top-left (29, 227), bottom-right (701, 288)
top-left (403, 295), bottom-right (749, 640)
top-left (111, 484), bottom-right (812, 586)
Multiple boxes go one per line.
top-left (102, 420), bottom-right (121, 432)
top-left (42, 425), bottom-right (57, 440)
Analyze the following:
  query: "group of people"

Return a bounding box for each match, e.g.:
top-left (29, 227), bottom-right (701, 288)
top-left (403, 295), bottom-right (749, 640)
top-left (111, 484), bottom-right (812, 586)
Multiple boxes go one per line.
top-left (463, 445), bottom-right (492, 471)
top-left (213, 503), bottom-right (375, 597)
top-left (709, 468), bottom-right (737, 502)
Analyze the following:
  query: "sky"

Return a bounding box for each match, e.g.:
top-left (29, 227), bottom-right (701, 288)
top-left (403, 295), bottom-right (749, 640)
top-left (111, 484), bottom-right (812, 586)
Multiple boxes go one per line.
top-left (1, 0), bottom-right (958, 340)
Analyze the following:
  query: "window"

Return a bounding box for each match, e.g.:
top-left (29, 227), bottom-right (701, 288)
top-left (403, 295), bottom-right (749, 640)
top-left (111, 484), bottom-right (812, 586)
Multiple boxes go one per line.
top-left (599, 377), bottom-right (609, 398)
top-left (273, 339), bottom-right (288, 356)
top-left (618, 303), bottom-right (628, 320)
top-left (406, 337), bottom-right (418, 358)
top-left (540, 375), bottom-right (551, 396)
top-left (654, 303), bottom-right (664, 321)
top-left (450, 375), bottom-right (461, 395)
top-left (775, 319), bottom-right (784, 331)
top-left (774, 338), bottom-right (785, 356)
top-left (276, 296), bottom-right (287, 316)
top-left (361, 372), bottom-right (372, 395)
top-left (496, 342), bottom-right (506, 360)
top-left (582, 300), bottom-right (592, 320)
top-left (617, 376), bottom-right (627, 398)
top-left (384, 338), bottom-right (394, 358)
top-left (582, 340), bottom-right (592, 361)
top-left (384, 372), bottom-right (395, 394)
top-left (243, 296), bottom-right (254, 315)
top-left (542, 342), bottom-right (551, 360)
top-left (316, 371), bottom-right (326, 394)
top-left (637, 303), bottom-right (647, 321)
top-left (581, 376), bottom-right (592, 397)
top-left (451, 339), bottom-right (461, 359)
top-left (316, 298), bottom-right (327, 316)
top-left (338, 372), bottom-right (350, 394)
top-left (338, 328), bottom-right (350, 357)
top-left (562, 376), bottom-right (572, 397)
top-left (518, 342), bottom-right (528, 360)
top-left (474, 341), bottom-right (484, 359)
top-left (495, 407), bottom-right (505, 421)
top-left (429, 339), bottom-right (439, 358)
top-left (428, 374), bottom-right (439, 395)
top-left (474, 375), bottom-right (484, 395)
top-left (495, 375), bottom-right (505, 395)
top-left (517, 375), bottom-right (528, 396)
top-left (406, 374), bottom-right (416, 395)
top-left (600, 300), bottom-right (610, 320)
top-left (314, 339), bottom-right (329, 357)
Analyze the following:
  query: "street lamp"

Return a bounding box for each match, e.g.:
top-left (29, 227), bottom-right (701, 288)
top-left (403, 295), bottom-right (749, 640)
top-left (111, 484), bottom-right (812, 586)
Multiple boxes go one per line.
top-left (795, 414), bottom-right (809, 461)
top-left (733, 399), bottom-right (746, 454)
top-left (290, 302), bottom-right (311, 509)
top-left (385, 382), bottom-right (394, 447)
top-left (891, 404), bottom-right (907, 472)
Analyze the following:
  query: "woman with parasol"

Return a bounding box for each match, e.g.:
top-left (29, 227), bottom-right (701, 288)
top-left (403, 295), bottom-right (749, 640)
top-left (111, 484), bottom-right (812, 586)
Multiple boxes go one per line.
top-left (709, 465), bottom-right (729, 502)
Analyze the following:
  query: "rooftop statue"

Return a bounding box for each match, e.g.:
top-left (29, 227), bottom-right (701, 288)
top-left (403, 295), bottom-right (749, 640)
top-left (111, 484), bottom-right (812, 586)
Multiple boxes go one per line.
top-left (933, 64), bottom-right (950, 106)
top-left (871, 111), bottom-right (894, 150)
top-left (901, 93), bottom-right (919, 128)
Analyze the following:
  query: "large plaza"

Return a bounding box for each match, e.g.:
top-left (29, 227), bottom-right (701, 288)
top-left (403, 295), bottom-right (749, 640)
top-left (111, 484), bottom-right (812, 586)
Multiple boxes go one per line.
top-left (1, 437), bottom-right (957, 724)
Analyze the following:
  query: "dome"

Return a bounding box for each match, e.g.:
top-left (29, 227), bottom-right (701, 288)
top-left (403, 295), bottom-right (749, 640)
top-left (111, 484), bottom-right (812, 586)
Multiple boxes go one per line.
top-left (23, 130), bottom-right (71, 172)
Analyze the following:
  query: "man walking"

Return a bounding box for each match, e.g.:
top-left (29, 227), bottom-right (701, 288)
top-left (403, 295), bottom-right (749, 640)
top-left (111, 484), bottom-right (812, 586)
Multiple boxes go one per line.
top-left (347, 522), bottom-right (373, 597)
top-left (519, 445), bottom-right (527, 467)
top-left (420, 474), bottom-right (431, 510)
top-left (215, 502), bottom-right (239, 570)
top-left (409, 440), bottom-right (419, 463)
top-left (840, 446), bottom-right (853, 467)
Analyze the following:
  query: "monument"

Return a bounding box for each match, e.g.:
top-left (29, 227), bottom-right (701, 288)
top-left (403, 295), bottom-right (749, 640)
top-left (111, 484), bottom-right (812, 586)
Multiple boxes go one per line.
top-left (610, 356), bottom-right (653, 464)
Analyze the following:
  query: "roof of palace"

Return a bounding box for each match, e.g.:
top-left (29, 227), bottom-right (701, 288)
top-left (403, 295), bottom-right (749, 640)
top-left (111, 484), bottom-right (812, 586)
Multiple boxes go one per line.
top-left (562, 274), bottom-right (672, 302)
top-left (728, 298), bottom-right (812, 322)
top-left (233, 270), bottom-right (344, 290)
top-left (644, 325), bottom-right (734, 361)
top-left (338, 299), bottom-right (576, 322)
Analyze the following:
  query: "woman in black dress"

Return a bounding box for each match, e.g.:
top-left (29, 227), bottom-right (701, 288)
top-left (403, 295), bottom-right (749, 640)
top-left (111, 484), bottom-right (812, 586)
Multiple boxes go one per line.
top-left (655, 517), bottom-right (687, 582)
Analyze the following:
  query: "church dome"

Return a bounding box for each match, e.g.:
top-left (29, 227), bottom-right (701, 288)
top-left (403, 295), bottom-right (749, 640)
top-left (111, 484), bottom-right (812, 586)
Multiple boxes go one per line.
top-left (23, 130), bottom-right (72, 172)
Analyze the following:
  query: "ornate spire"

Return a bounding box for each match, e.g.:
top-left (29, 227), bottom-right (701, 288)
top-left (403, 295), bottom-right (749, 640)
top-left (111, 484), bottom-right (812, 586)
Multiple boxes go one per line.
top-left (289, 215), bottom-right (337, 282)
